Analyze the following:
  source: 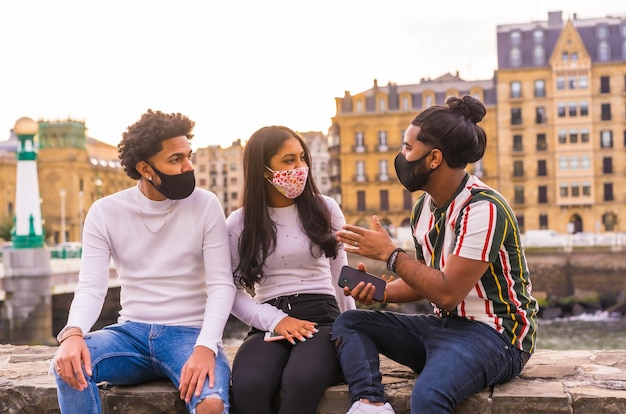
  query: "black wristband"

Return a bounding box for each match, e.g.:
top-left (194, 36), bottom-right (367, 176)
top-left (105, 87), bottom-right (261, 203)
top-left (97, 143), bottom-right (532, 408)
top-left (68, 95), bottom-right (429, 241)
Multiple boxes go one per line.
top-left (386, 248), bottom-right (406, 273)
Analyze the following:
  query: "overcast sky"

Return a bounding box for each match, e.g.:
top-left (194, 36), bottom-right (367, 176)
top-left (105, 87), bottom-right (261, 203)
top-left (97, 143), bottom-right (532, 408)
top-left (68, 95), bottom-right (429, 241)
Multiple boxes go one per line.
top-left (1, 0), bottom-right (624, 149)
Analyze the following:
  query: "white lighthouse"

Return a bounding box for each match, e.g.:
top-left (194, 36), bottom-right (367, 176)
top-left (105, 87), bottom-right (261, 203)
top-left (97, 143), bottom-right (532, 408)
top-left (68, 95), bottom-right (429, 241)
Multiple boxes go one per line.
top-left (2, 117), bottom-right (53, 344)
top-left (12, 117), bottom-right (45, 248)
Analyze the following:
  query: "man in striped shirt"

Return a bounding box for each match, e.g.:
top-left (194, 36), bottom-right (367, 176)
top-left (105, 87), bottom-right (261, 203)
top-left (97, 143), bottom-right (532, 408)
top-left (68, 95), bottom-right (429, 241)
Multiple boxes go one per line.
top-left (334, 95), bottom-right (538, 414)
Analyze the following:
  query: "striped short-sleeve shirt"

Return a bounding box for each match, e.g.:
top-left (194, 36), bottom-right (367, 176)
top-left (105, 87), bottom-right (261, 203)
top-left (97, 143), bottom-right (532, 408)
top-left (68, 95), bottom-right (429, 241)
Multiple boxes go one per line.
top-left (411, 173), bottom-right (538, 353)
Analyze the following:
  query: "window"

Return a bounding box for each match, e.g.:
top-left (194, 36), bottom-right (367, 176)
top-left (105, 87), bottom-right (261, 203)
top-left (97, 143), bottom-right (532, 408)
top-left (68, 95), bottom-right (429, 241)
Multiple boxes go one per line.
top-left (511, 108), bottom-right (522, 125)
top-left (377, 131), bottom-right (388, 151)
top-left (537, 185), bottom-right (548, 204)
top-left (559, 156), bottom-right (568, 170)
top-left (514, 186), bottom-right (524, 204)
top-left (533, 46), bottom-right (545, 65)
top-left (510, 48), bottom-right (521, 67)
top-left (355, 132), bottom-right (365, 152)
top-left (378, 159), bottom-right (389, 181)
top-left (510, 81), bottom-right (522, 98)
top-left (357, 191), bottom-right (366, 211)
top-left (569, 103), bottom-right (577, 117)
top-left (513, 160), bottom-right (524, 177)
top-left (568, 77), bottom-right (576, 89)
top-left (598, 41), bottom-right (610, 61)
top-left (603, 157), bottom-right (613, 174)
top-left (571, 183), bottom-right (580, 197)
top-left (581, 155), bottom-right (590, 169)
top-left (537, 160), bottom-right (547, 176)
top-left (379, 98), bottom-right (386, 112)
top-left (539, 214), bottom-right (548, 229)
top-left (536, 134), bottom-right (547, 151)
top-left (535, 107), bottom-right (546, 124)
top-left (558, 129), bottom-right (567, 144)
top-left (570, 156), bottom-right (579, 170)
top-left (579, 75), bottom-right (588, 89)
top-left (510, 31), bottom-right (521, 45)
top-left (513, 134), bottom-right (523, 151)
top-left (534, 79), bottom-right (545, 97)
top-left (556, 77), bottom-right (565, 90)
top-left (569, 129), bottom-right (578, 144)
top-left (581, 129), bottom-right (590, 143)
top-left (403, 190), bottom-right (413, 210)
top-left (533, 29), bottom-right (543, 43)
top-left (600, 76), bottom-right (610, 93)
top-left (583, 183), bottom-right (591, 197)
top-left (604, 183), bottom-right (614, 201)
top-left (557, 103), bottom-right (566, 117)
top-left (560, 183), bottom-right (568, 197)
top-left (402, 96), bottom-right (409, 111)
top-left (580, 101), bottom-right (588, 116)
top-left (356, 161), bottom-right (366, 182)
top-left (601, 130), bottom-right (613, 148)
top-left (601, 103), bottom-right (611, 121)
top-left (380, 190), bottom-right (389, 211)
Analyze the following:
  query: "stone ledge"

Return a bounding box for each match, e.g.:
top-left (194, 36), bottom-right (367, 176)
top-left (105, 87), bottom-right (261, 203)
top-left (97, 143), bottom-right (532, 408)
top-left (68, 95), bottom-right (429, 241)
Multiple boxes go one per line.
top-left (1, 345), bottom-right (625, 413)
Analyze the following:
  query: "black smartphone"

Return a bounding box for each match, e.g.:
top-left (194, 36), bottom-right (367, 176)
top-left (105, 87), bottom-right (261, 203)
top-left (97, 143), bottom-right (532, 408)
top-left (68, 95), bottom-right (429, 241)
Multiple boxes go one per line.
top-left (338, 265), bottom-right (387, 302)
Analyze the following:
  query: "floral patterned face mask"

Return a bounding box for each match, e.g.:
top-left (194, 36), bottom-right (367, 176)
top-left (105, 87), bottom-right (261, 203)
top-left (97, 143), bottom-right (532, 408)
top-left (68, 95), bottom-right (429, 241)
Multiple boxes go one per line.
top-left (265, 166), bottom-right (309, 199)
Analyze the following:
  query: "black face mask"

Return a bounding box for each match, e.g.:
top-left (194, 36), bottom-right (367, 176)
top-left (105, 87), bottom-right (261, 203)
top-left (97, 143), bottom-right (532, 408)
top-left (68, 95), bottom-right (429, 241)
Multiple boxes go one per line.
top-left (394, 151), bottom-right (434, 192)
top-left (147, 163), bottom-right (196, 200)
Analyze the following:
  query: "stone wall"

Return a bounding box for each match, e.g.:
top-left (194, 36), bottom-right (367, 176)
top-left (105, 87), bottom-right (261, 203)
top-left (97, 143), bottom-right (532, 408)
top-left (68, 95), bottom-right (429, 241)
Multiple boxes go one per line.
top-left (1, 345), bottom-right (625, 413)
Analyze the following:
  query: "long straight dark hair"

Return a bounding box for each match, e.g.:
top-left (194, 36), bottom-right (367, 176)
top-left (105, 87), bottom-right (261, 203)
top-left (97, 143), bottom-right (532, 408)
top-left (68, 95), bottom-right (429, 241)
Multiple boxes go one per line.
top-left (235, 126), bottom-right (339, 289)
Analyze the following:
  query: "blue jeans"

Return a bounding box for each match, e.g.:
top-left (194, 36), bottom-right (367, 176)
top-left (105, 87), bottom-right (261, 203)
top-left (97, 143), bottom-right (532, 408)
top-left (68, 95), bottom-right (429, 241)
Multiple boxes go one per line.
top-left (332, 310), bottom-right (528, 414)
top-left (53, 321), bottom-right (231, 414)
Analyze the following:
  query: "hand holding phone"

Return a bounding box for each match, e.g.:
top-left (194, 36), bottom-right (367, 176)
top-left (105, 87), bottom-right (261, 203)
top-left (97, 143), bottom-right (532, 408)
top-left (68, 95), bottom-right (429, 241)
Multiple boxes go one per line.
top-left (338, 265), bottom-right (387, 302)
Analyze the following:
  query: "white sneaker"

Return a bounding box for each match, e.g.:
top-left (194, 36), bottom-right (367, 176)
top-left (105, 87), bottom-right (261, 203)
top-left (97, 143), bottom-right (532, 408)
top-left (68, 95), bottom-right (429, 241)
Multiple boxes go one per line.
top-left (346, 400), bottom-right (396, 414)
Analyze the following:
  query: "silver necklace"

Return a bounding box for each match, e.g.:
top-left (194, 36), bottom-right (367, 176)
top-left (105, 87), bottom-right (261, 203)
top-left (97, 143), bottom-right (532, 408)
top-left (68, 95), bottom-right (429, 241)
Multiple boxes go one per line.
top-left (137, 191), bottom-right (174, 234)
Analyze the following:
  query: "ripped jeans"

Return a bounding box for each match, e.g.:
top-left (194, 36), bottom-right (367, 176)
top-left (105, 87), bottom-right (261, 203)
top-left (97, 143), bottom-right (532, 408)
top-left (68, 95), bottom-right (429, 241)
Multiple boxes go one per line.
top-left (332, 310), bottom-right (529, 414)
top-left (53, 321), bottom-right (230, 414)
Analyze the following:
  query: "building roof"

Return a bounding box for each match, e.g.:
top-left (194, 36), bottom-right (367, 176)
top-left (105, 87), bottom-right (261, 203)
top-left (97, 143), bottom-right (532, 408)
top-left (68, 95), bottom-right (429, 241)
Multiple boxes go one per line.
top-left (497, 11), bottom-right (626, 69)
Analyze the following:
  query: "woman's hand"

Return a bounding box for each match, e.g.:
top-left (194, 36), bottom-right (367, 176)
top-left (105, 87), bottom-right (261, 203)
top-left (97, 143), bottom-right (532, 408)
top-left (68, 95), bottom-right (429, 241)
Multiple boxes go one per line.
top-left (274, 316), bottom-right (319, 345)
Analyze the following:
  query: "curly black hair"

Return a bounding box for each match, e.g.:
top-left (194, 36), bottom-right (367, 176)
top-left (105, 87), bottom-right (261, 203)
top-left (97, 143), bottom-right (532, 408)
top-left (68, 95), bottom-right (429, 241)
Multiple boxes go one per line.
top-left (117, 109), bottom-right (195, 180)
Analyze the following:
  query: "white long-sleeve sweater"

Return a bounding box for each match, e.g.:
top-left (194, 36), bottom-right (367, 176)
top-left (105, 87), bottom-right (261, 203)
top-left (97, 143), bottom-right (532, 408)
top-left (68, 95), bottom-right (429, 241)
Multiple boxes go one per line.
top-left (226, 196), bottom-right (356, 332)
top-left (61, 184), bottom-right (236, 355)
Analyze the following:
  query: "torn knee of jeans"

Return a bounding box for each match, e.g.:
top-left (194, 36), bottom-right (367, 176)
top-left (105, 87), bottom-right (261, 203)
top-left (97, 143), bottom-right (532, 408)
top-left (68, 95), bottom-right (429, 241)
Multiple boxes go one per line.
top-left (194, 394), bottom-right (224, 414)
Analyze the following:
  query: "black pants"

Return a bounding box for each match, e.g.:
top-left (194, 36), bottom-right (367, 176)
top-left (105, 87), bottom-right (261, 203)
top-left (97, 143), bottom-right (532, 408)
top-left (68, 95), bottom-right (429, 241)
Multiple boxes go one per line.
top-left (231, 294), bottom-right (341, 414)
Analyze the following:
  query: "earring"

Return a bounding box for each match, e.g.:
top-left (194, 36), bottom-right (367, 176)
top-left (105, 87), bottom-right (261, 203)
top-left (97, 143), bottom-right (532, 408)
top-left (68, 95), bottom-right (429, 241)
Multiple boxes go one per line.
top-left (147, 176), bottom-right (152, 181)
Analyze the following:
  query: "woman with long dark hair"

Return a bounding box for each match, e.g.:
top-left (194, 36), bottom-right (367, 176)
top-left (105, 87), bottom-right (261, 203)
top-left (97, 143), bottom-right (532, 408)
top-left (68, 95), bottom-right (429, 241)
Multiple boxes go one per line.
top-left (227, 125), bottom-right (355, 414)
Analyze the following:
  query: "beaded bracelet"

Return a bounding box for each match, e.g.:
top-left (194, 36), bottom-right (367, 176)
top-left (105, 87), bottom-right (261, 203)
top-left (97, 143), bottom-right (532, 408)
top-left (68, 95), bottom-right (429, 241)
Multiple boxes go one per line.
top-left (386, 248), bottom-right (406, 273)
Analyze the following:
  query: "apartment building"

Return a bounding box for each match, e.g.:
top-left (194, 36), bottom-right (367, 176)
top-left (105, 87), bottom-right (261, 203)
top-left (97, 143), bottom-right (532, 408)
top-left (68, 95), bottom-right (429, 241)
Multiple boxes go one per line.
top-left (496, 11), bottom-right (626, 234)
top-left (195, 139), bottom-right (244, 217)
top-left (330, 75), bottom-right (497, 233)
top-left (331, 10), bottom-right (625, 236)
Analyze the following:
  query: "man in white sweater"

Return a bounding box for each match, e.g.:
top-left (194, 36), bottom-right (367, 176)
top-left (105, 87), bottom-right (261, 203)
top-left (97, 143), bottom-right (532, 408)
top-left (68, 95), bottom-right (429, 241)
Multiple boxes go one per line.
top-left (52, 110), bottom-right (235, 414)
